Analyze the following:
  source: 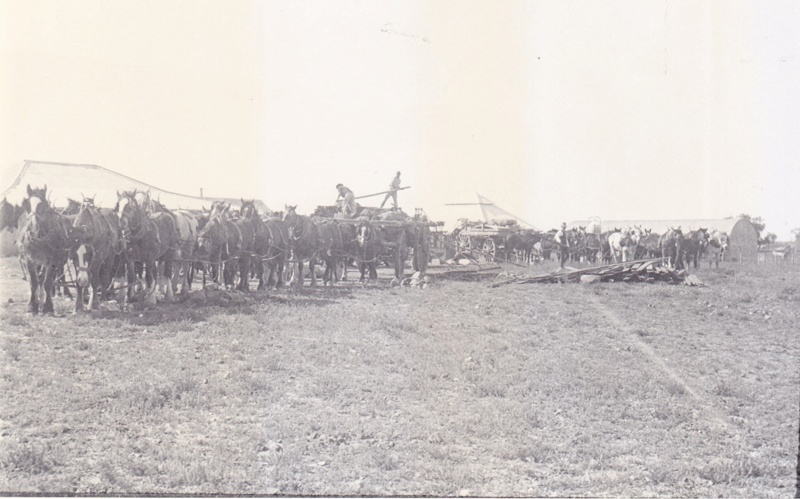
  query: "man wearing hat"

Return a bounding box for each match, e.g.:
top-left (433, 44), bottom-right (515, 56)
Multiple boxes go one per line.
top-left (379, 171), bottom-right (402, 210)
top-left (336, 184), bottom-right (356, 217)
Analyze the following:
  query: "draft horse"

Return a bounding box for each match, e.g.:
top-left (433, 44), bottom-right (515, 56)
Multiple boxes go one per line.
top-left (196, 203), bottom-right (243, 288)
top-left (282, 205), bottom-right (321, 287)
top-left (116, 190), bottom-right (179, 305)
top-left (233, 199), bottom-right (287, 292)
top-left (355, 219), bottom-right (384, 282)
top-left (659, 227), bottom-right (684, 269)
top-left (17, 185), bottom-right (72, 315)
top-left (70, 198), bottom-right (122, 312)
top-left (1, 197), bottom-right (23, 232)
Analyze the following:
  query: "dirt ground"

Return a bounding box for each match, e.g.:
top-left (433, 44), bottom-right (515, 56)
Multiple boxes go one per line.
top-left (0, 256), bottom-right (798, 496)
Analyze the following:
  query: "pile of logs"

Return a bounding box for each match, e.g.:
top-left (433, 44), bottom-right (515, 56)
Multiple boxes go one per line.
top-left (489, 258), bottom-right (704, 287)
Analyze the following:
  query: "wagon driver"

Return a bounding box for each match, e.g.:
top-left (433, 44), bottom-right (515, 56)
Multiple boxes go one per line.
top-left (379, 171), bottom-right (402, 210)
top-left (336, 183), bottom-right (357, 218)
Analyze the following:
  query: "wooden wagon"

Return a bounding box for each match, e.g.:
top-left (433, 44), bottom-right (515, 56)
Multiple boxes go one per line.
top-left (449, 219), bottom-right (519, 263)
top-left (312, 206), bottom-right (443, 276)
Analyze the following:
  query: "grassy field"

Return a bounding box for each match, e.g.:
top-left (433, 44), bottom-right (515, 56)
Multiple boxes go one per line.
top-left (0, 256), bottom-right (798, 496)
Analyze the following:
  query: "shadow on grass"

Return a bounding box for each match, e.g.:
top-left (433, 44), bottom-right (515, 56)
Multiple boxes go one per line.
top-left (82, 285), bottom-right (353, 327)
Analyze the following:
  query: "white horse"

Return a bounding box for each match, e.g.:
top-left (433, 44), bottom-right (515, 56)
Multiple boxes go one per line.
top-left (628, 225), bottom-right (645, 259)
top-left (705, 230), bottom-right (729, 269)
top-left (608, 229), bottom-right (635, 263)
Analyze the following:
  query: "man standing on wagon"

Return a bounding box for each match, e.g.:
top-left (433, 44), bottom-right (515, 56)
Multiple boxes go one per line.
top-left (379, 171), bottom-right (402, 210)
top-left (336, 183), bottom-right (357, 217)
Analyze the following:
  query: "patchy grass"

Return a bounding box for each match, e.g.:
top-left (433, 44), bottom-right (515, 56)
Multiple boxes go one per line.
top-left (0, 257), bottom-right (798, 496)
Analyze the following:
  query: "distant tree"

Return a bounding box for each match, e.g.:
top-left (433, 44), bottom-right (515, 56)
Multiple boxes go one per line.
top-left (764, 232), bottom-right (777, 244)
top-left (792, 227), bottom-right (800, 238)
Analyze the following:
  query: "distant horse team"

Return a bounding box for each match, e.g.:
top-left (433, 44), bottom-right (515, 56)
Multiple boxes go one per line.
top-left (503, 225), bottom-right (730, 270)
top-left (2, 186), bottom-right (431, 315)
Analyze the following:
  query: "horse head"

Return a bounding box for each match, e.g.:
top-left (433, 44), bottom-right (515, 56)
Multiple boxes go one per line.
top-left (115, 191), bottom-right (142, 234)
top-left (61, 198), bottom-right (82, 216)
top-left (282, 205), bottom-right (298, 224)
top-left (240, 199), bottom-right (259, 221)
top-left (24, 184), bottom-right (50, 216)
top-left (356, 219), bottom-right (372, 248)
top-left (196, 215), bottom-right (223, 255)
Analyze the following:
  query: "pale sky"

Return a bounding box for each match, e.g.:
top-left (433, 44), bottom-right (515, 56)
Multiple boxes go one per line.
top-left (2, 1), bottom-right (798, 238)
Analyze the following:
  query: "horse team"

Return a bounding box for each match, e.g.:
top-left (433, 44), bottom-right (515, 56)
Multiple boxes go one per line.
top-left (1, 185), bottom-right (431, 316)
top-left (504, 225), bottom-right (730, 269)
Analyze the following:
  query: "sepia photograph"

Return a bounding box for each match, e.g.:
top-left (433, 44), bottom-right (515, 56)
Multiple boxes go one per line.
top-left (1, 1), bottom-right (799, 496)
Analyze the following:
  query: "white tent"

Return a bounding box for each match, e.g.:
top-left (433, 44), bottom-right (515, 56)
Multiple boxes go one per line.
top-left (2, 160), bottom-right (270, 213)
top-left (477, 194), bottom-right (536, 229)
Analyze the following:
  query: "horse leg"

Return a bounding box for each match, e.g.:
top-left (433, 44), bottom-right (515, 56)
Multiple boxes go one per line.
top-left (276, 258), bottom-right (285, 288)
top-left (295, 260), bottom-right (304, 287)
top-left (41, 264), bottom-right (56, 316)
top-left (369, 262), bottom-right (378, 281)
top-left (73, 279), bottom-right (86, 314)
top-left (25, 261), bottom-right (40, 315)
top-left (309, 258), bottom-right (317, 287)
top-left (358, 262), bottom-right (366, 283)
top-left (144, 261), bottom-right (158, 306)
top-left (256, 260), bottom-right (266, 291)
top-left (164, 259), bottom-right (176, 302)
top-left (239, 255), bottom-right (250, 292)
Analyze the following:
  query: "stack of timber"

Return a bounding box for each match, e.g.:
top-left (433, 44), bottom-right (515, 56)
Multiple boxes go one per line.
top-left (489, 258), bottom-right (704, 287)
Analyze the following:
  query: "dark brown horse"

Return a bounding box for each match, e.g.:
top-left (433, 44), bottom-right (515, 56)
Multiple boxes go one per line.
top-left (70, 198), bottom-right (122, 312)
top-left (505, 230), bottom-right (542, 264)
top-left (241, 200), bottom-right (290, 290)
top-left (282, 205), bottom-right (321, 287)
top-left (315, 220), bottom-right (344, 286)
top-left (375, 211), bottom-right (408, 281)
top-left (1, 197), bottom-right (23, 232)
top-left (682, 228), bottom-right (709, 269)
top-left (641, 230), bottom-right (661, 258)
top-left (660, 227), bottom-right (684, 269)
top-left (61, 198), bottom-right (82, 217)
top-left (116, 190), bottom-right (179, 305)
top-left (17, 185), bottom-right (72, 315)
top-left (354, 219), bottom-right (384, 281)
top-left (196, 203), bottom-right (242, 288)
top-left (136, 191), bottom-right (199, 295)
top-left (578, 228), bottom-right (603, 264)
top-left (537, 230), bottom-right (560, 263)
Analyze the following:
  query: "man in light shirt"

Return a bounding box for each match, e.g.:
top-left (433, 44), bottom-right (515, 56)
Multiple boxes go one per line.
top-left (379, 171), bottom-right (401, 210)
top-left (336, 184), bottom-right (356, 217)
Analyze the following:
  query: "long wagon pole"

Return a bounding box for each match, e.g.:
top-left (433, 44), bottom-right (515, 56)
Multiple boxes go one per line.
top-left (354, 186), bottom-right (411, 200)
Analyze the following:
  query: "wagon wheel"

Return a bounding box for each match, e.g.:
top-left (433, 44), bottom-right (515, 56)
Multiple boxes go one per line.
top-left (481, 238), bottom-right (496, 263)
top-left (455, 233), bottom-right (472, 258)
